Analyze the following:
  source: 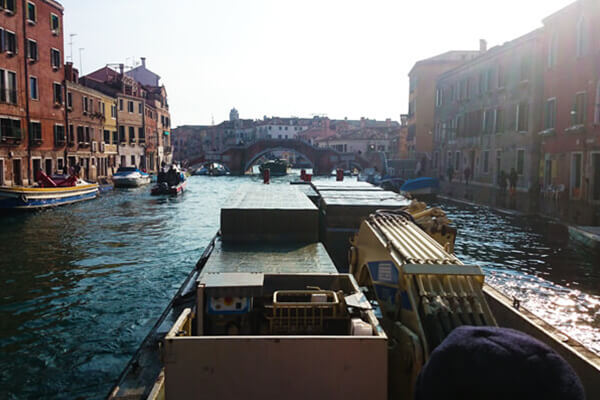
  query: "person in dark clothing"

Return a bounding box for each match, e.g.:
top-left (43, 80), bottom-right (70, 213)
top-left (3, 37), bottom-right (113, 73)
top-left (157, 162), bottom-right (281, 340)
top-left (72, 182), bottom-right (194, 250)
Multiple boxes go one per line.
top-left (463, 166), bottom-right (471, 185)
top-left (447, 166), bottom-right (454, 183)
top-left (414, 326), bottom-right (585, 400)
top-left (498, 170), bottom-right (507, 192)
top-left (509, 168), bottom-right (518, 195)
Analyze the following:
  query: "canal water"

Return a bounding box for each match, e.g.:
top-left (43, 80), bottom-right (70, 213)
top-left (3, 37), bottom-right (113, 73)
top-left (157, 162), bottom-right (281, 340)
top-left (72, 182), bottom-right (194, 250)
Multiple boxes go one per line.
top-left (0, 175), bottom-right (599, 399)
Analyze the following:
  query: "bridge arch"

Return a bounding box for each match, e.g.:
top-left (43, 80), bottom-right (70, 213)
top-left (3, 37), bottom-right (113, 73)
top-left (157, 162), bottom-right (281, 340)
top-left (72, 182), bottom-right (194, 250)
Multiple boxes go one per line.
top-left (243, 146), bottom-right (315, 172)
top-left (198, 139), bottom-right (375, 176)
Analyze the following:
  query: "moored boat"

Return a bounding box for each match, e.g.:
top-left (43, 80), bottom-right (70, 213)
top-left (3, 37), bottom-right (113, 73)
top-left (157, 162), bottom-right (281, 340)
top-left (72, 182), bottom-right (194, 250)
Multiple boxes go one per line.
top-left (400, 176), bottom-right (439, 197)
top-left (112, 167), bottom-right (151, 188)
top-left (568, 225), bottom-right (600, 249)
top-left (0, 171), bottom-right (98, 210)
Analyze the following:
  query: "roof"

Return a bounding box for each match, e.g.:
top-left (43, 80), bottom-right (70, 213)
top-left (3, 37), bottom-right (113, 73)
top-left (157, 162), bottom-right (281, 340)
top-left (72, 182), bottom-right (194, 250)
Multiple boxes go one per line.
top-left (315, 128), bottom-right (397, 142)
top-left (437, 29), bottom-right (542, 81)
top-left (543, 0), bottom-right (581, 24)
top-left (409, 50), bottom-right (482, 75)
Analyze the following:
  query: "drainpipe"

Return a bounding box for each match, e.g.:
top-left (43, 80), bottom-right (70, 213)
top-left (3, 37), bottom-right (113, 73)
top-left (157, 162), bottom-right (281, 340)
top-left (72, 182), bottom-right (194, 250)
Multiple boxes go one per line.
top-left (21, 0), bottom-right (32, 184)
top-left (64, 81), bottom-right (69, 171)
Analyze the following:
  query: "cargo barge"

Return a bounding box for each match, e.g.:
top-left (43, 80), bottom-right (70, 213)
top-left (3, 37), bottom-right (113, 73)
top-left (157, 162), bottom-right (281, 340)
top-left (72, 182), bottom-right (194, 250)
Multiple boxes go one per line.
top-left (108, 182), bottom-right (600, 400)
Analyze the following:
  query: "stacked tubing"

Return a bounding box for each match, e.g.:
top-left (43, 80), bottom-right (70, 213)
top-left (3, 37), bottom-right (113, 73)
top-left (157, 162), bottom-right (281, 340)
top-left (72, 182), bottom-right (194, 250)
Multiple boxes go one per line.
top-left (369, 212), bottom-right (492, 349)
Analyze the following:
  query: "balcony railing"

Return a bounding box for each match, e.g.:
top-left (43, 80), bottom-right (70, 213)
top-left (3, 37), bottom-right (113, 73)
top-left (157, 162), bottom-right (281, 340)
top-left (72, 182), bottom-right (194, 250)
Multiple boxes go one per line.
top-left (0, 129), bottom-right (22, 144)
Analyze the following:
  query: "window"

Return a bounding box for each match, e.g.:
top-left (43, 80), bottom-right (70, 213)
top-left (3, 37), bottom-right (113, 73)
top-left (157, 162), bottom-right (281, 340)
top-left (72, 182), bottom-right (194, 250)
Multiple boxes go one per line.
top-left (53, 83), bottom-right (62, 104)
top-left (131, 155), bottom-right (136, 166)
top-left (128, 126), bottom-right (135, 142)
top-left (67, 92), bottom-right (72, 108)
top-left (595, 81), bottom-right (600, 125)
top-left (435, 88), bottom-right (443, 107)
top-left (27, 1), bottom-right (36, 23)
top-left (50, 13), bottom-right (60, 32)
top-left (112, 130), bottom-right (118, 144)
top-left (77, 126), bottom-right (84, 143)
top-left (68, 124), bottom-right (74, 143)
top-left (1, 70), bottom-right (17, 104)
top-left (111, 104), bottom-right (116, 118)
top-left (573, 92), bottom-right (586, 125)
top-left (85, 127), bottom-right (90, 142)
top-left (4, 0), bottom-right (15, 13)
top-left (571, 153), bottom-right (583, 196)
top-left (119, 99), bottom-right (123, 111)
top-left (54, 124), bottom-right (65, 145)
top-left (27, 39), bottom-right (37, 61)
top-left (29, 76), bottom-right (38, 100)
top-left (576, 16), bottom-right (586, 57)
top-left (0, 28), bottom-right (4, 52)
top-left (119, 126), bottom-right (125, 142)
top-left (465, 78), bottom-right (471, 100)
top-left (0, 118), bottom-right (21, 139)
top-left (83, 96), bottom-right (89, 113)
top-left (51, 49), bottom-right (60, 69)
top-left (128, 101), bottom-right (134, 113)
top-left (138, 127), bottom-right (144, 142)
top-left (138, 103), bottom-right (142, 114)
top-left (455, 151), bottom-right (461, 170)
top-left (5, 30), bottom-right (16, 54)
top-left (548, 32), bottom-right (558, 68)
top-left (103, 130), bottom-right (110, 143)
top-left (495, 108), bottom-right (504, 133)
top-left (516, 102), bottom-right (529, 132)
top-left (516, 149), bottom-right (525, 176)
top-left (101, 102), bottom-right (105, 116)
top-left (483, 110), bottom-right (494, 134)
top-left (545, 98), bottom-right (556, 130)
top-left (483, 151), bottom-right (489, 174)
top-left (29, 121), bottom-right (41, 141)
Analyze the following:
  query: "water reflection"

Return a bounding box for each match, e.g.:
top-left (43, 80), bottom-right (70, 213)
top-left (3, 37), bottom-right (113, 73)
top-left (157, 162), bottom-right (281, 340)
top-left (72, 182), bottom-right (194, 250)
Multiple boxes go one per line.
top-left (436, 200), bottom-right (600, 355)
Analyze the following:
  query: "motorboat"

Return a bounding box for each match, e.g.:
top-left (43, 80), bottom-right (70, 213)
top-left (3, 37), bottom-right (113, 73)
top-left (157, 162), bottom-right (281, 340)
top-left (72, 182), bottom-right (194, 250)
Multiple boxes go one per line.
top-left (259, 159), bottom-right (288, 176)
top-left (0, 171), bottom-right (98, 209)
top-left (151, 166), bottom-right (187, 196)
top-left (112, 167), bottom-right (151, 188)
top-left (400, 177), bottom-right (440, 197)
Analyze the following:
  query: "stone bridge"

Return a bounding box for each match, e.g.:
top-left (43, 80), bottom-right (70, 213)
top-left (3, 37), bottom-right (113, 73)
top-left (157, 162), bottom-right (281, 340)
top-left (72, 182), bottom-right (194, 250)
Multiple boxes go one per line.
top-left (188, 139), bottom-right (373, 175)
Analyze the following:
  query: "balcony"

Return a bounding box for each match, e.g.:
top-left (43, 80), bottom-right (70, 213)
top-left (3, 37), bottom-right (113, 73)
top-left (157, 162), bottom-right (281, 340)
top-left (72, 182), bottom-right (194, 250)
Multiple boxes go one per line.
top-left (565, 124), bottom-right (586, 135)
top-left (0, 130), bottom-right (22, 145)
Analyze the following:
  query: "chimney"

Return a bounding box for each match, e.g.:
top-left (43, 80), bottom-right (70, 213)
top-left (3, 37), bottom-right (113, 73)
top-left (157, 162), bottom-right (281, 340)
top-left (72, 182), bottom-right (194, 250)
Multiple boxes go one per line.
top-left (119, 63), bottom-right (124, 75)
top-left (65, 62), bottom-right (74, 82)
top-left (141, 57), bottom-right (146, 67)
top-left (386, 118), bottom-right (391, 128)
top-left (480, 39), bottom-right (487, 52)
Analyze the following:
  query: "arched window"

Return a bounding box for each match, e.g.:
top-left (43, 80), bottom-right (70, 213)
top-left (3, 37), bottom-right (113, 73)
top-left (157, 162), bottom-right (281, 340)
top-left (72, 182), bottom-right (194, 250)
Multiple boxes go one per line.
top-left (576, 16), bottom-right (585, 57)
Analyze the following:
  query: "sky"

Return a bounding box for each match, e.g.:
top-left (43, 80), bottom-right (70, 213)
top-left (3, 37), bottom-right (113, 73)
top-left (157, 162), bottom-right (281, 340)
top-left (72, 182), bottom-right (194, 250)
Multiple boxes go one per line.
top-left (60, 0), bottom-right (574, 127)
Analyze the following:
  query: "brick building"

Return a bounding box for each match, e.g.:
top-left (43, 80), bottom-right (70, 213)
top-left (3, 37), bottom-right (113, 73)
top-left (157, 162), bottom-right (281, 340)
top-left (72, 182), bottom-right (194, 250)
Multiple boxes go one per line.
top-left (433, 30), bottom-right (545, 192)
top-left (0, 0), bottom-right (65, 186)
top-left (407, 48), bottom-right (482, 170)
top-left (539, 0), bottom-right (600, 204)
